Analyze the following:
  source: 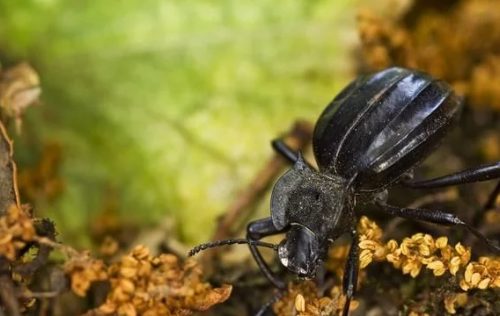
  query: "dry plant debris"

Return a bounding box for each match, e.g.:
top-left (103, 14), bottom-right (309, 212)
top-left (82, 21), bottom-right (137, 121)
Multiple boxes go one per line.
top-left (352, 216), bottom-right (474, 279)
top-left (357, 0), bottom-right (500, 111)
top-left (480, 131), bottom-right (500, 162)
top-left (408, 312), bottom-right (430, 316)
top-left (485, 209), bottom-right (500, 226)
top-left (0, 218), bottom-right (232, 316)
top-left (273, 216), bottom-right (500, 315)
top-left (0, 204), bottom-right (35, 261)
top-left (100, 236), bottom-right (119, 257)
top-left (0, 62), bottom-right (41, 132)
top-left (272, 281), bottom-right (358, 316)
top-left (444, 293), bottom-right (469, 314)
top-left (0, 193), bottom-right (231, 316)
top-left (17, 141), bottom-right (64, 203)
top-left (460, 256), bottom-right (500, 290)
top-left (34, 236), bottom-right (233, 316)
top-left (52, 243), bottom-right (232, 316)
top-left (64, 249), bottom-right (108, 297)
top-left (0, 113), bottom-right (229, 316)
top-left (0, 204), bottom-right (52, 314)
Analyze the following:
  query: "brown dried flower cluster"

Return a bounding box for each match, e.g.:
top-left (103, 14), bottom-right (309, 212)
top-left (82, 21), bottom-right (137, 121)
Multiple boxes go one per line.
top-left (38, 238), bottom-right (232, 315)
top-left (325, 217), bottom-right (476, 314)
top-left (272, 281), bottom-right (358, 316)
top-left (0, 204), bottom-right (35, 260)
top-left (325, 243), bottom-right (350, 281)
top-left (274, 216), bottom-right (500, 315)
top-left (82, 245), bottom-right (232, 316)
top-left (327, 216), bottom-right (387, 278)
top-left (335, 216), bottom-right (472, 279)
top-left (386, 235), bottom-right (471, 278)
top-left (480, 132), bottom-right (500, 162)
top-left (261, 214), bottom-right (500, 316)
top-left (408, 312), bottom-right (430, 316)
top-left (358, 0), bottom-right (500, 111)
top-left (64, 250), bottom-right (108, 297)
top-left (460, 256), bottom-right (500, 291)
top-left (326, 216), bottom-right (385, 286)
top-left (99, 236), bottom-right (119, 256)
top-left (357, 215), bottom-right (387, 268)
top-left (408, 292), bottom-right (468, 315)
top-left (485, 209), bottom-right (500, 225)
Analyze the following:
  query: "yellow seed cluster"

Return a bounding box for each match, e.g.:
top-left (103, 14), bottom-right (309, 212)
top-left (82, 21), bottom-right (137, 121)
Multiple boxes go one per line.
top-left (480, 132), bottom-right (500, 162)
top-left (484, 209), bottom-right (500, 225)
top-left (99, 236), bottom-right (119, 256)
top-left (0, 204), bottom-right (35, 260)
top-left (444, 293), bottom-right (468, 314)
top-left (358, 1), bottom-right (500, 112)
top-left (324, 217), bottom-right (483, 314)
top-left (327, 216), bottom-right (385, 279)
top-left (64, 250), bottom-right (108, 297)
top-left (326, 244), bottom-right (350, 280)
top-left (358, 216), bottom-right (388, 268)
top-left (460, 257), bottom-right (500, 291)
top-left (408, 312), bottom-right (430, 316)
top-left (0, 205), bottom-right (49, 312)
top-left (38, 235), bottom-right (231, 315)
top-left (273, 281), bottom-right (358, 316)
top-left (386, 236), bottom-right (471, 278)
top-left (356, 216), bottom-right (500, 296)
top-left (95, 245), bottom-right (231, 316)
top-left (351, 217), bottom-right (472, 279)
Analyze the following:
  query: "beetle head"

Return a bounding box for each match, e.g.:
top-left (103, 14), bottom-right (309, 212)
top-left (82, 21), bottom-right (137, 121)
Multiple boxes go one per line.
top-left (271, 153), bottom-right (348, 278)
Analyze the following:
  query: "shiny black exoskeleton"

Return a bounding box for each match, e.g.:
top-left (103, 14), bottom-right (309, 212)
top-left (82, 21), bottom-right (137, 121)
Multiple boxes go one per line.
top-left (189, 67), bottom-right (500, 316)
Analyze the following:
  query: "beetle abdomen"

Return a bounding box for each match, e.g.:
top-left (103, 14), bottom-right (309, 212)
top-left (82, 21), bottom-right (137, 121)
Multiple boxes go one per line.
top-left (313, 67), bottom-right (462, 191)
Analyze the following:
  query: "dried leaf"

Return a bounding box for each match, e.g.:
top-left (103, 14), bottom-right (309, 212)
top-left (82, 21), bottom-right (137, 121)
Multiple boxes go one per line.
top-left (0, 62), bottom-right (41, 132)
top-left (188, 284), bottom-right (232, 311)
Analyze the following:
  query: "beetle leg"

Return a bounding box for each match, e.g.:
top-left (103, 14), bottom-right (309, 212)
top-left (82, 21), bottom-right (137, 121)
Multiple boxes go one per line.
top-left (271, 138), bottom-right (299, 164)
top-left (342, 230), bottom-right (359, 316)
top-left (272, 139), bottom-right (318, 172)
top-left (401, 161), bottom-right (500, 189)
top-left (255, 289), bottom-right (286, 316)
top-left (483, 179), bottom-right (500, 212)
top-left (376, 202), bottom-right (500, 254)
top-left (247, 217), bottom-right (288, 289)
top-left (469, 179), bottom-right (500, 227)
top-left (401, 162), bottom-right (500, 229)
top-left (315, 259), bottom-right (328, 296)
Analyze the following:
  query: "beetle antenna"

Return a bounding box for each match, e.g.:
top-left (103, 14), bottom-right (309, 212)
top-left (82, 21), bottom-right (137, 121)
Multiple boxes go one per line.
top-left (189, 239), bottom-right (278, 257)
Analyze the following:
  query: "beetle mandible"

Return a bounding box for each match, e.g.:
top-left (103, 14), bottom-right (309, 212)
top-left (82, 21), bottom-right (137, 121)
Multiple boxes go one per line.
top-left (189, 67), bottom-right (500, 316)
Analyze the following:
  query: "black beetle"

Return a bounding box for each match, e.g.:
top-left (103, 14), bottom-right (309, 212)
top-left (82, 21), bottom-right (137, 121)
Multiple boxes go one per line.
top-left (189, 67), bottom-right (500, 316)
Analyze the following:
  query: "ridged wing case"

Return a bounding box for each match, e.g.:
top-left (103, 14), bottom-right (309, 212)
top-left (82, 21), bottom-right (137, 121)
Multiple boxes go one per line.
top-left (313, 68), bottom-right (462, 191)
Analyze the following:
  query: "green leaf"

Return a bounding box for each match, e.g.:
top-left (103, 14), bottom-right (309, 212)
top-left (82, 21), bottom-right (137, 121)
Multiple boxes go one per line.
top-left (0, 0), bottom-right (357, 245)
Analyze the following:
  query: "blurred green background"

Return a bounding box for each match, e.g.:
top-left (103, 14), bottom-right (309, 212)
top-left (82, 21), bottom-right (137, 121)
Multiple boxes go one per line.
top-left (0, 1), bottom-right (364, 247)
